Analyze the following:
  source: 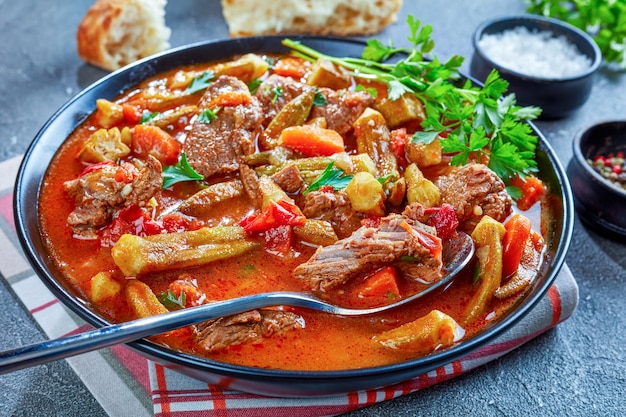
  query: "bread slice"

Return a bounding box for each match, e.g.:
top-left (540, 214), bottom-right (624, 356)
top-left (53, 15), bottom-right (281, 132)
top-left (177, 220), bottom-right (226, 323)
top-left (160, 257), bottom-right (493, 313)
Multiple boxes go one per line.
top-left (77, 0), bottom-right (171, 71)
top-left (221, 0), bottom-right (403, 37)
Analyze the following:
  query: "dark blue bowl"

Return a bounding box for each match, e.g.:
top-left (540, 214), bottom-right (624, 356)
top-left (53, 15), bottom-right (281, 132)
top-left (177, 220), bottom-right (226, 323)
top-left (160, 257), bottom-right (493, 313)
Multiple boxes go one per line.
top-left (568, 121), bottom-right (626, 239)
top-left (14, 36), bottom-right (574, 396)
top-left (471, 15), bottom-right (602, 119)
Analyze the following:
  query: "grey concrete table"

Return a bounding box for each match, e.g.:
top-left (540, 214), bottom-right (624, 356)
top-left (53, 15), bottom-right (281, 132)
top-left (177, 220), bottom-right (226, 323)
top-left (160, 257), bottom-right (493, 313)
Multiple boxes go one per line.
top-left (1, 1), bottom-right (624, 416)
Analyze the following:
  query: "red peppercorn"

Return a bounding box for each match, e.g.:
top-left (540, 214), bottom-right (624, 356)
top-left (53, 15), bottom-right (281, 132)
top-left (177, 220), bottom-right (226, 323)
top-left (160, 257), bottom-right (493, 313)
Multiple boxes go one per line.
top-left (613, 165), bottom-right (622, 174)
top-left (617, 151), bottom-right (625, 159)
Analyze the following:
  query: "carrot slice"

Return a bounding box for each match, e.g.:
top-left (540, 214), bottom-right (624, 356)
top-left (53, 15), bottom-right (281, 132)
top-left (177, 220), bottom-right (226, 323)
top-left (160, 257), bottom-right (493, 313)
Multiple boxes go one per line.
top-left (132, 124), bottom-right (182, 166)
top-left (502, 214), bottom-right (532, 278)
top-left (280, 125), bottom-right (345, 156)
top-left (358, 266), bottom-right (400, 299)
top-left (511, 175), bottom-right (545, 211)
top-left (273, 57), bottom-right (309, 79)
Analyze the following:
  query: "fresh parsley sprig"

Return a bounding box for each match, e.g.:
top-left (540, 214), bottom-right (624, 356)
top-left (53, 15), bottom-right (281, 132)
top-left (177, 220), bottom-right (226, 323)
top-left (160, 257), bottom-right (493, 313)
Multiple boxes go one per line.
top-left (282, 15), bottom-right (542, 181)
top-left (158, 289), bottom-right (186, 310)
top-left (527, 0), bottom-right (626, 68)
top-left (162, 152), bottom-right (204, 189)
top-left (303, 162), bottom-right (353, 195)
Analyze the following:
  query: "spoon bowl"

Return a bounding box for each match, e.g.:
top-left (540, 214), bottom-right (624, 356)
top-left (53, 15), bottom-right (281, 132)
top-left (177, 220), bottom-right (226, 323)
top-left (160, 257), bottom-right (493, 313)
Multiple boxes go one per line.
top-left (0, 232), bottom-right (473, 374)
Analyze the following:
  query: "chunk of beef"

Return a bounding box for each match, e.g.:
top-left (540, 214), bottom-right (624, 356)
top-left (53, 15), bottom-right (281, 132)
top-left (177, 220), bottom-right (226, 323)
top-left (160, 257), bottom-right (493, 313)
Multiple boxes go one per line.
top-left (437, 164), bottom-right (512, 229)
top-left (300, 189), bottom-right (363, 239)
top-left (293, 214), bottom-right (442, 292)
top-left (193, 309), bottom-right (304, 352)
top-left (310, 88), bottom-right (375, 135)
top-left (184, 75), bottom-right (263, 178)
top-left (64, 156), bottom-right (162, 238)
top-left (255, 74), bottom-right (312, 125)
top-left (239, 163), bottom-right (260, 205)
top-left (271, 163), bottom-right (303, 193)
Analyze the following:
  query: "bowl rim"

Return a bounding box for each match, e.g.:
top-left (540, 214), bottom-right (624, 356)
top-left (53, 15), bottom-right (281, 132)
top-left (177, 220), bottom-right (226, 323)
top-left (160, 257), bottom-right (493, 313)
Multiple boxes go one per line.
top-left (472, 14), bottom-right (602, 83)
top-left (13, 35), bottom-right (575, 394)
top-left (573, 120), bottom-right (626, 198)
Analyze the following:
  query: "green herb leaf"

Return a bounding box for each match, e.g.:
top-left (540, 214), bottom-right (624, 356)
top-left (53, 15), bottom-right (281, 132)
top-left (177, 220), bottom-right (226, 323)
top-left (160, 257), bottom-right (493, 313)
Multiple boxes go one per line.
top-left (158, 289), bottom-right (186, 310)
top-left (303, 162), bottom-right (353, 195)
top-left (186, 71), bottom-right (215, 94)
top-left (355, 84), bottom-right (378, 98)
top-left (248, 78), bottom-right (262, 94)
top-left (197, 107), bottom-right (221, 124)
top-left (140, 111), bottom-right (159, 124)
top-left (412, 130), bottom-right (440, 145)
top-left (162, 153), bottom-right (204, 189)
top-left (271, 86), bottom-right (283, 104)
top-left (313, 91), bottom-right (328, 106)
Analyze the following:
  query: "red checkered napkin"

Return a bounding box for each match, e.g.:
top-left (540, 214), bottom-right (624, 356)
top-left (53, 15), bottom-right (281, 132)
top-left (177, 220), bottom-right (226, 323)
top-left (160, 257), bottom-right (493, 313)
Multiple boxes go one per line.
top-left (148, 264), bottom-right (578, 417)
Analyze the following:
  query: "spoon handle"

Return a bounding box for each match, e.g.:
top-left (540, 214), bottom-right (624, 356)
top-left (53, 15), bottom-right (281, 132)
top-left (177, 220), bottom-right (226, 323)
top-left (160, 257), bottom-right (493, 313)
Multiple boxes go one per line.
top-left (0, 292), bottom-right (324, 374)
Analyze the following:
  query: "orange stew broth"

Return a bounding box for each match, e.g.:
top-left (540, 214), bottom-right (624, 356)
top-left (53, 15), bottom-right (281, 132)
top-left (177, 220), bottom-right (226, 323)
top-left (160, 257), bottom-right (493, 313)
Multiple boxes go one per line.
top-left (38, 55), bottom-right (542, 371)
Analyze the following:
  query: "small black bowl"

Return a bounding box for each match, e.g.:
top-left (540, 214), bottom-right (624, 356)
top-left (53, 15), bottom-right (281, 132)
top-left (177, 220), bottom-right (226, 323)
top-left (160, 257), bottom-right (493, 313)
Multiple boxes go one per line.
top-left (568, 121), bottom-right (626, 239)
top-left (470, 15), bottom-right (602, 119)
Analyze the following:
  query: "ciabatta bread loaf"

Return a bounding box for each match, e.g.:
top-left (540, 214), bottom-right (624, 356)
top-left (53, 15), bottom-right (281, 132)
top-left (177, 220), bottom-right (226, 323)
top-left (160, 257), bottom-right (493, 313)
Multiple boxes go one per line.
top-left (221, 0), bottom-right (403, 37)
top-left (77, 0), bottom-right (171, 71)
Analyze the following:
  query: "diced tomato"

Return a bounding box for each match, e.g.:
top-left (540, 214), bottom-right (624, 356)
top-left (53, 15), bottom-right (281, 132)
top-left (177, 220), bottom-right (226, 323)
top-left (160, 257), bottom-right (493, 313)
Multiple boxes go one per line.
top-left (502, 214), bottom-right (532, 278)
top-left (357, 266), bottom-right (400, 299)
top-left (510, 175), bottom-right (545, 211)
top-left (399, 220), bottom-right (442, 259)
top-left (114, 162), bottom-right (140, 183)
top-left (161, 212), bottom-right (204, 233)
top-left (79, 160), bottom-right (115, 177)
top-left (273, 57), bottom-right (309, 79)
top-left (122, 103), bottom-right (143, 124)
top-left (169, 278), bottom-right (206, 307)
top-left (132, 124), bottom-right (182, 166)
top-left (100, 204), bottom-right (164, 246)
top-left (425, 204), bottom-right (459, 239)
top-left (240, 199), bottom-right (306, 232)
top-left (390, 128), bottom-right (409, 168)
top-left (263, 225), bottom-right (293, 253)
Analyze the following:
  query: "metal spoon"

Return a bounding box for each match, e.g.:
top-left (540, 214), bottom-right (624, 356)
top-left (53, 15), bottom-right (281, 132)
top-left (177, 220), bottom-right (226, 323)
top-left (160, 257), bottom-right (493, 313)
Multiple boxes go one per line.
top-left (0, 232), bottom-right (473, 374)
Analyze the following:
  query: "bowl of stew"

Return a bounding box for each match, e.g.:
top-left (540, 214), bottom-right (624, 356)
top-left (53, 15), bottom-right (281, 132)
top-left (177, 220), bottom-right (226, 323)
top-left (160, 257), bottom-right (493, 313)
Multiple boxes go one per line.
top-left (14, 36), bottom-right (573, 396)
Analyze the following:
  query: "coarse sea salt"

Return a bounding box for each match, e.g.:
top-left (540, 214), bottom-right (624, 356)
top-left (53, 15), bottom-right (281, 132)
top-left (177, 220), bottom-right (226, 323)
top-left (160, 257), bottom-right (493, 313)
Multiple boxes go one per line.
top-left (478, 26), bottom-right (592, 79)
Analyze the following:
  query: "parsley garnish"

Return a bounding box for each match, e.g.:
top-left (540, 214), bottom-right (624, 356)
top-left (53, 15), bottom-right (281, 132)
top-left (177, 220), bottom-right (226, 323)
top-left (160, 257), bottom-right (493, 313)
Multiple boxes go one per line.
top-left (248, 78), bottom-right (262, 94)
top-left (158, 289), bottom-right (186, 310)
top-left (197, 107), bottom-right (221, 124)
top-left (303, 162), bottom-right (353, 195)
top-left (162, 152), bottom-right (204, 188)
top-left (355, 84), bottom-right (378, 98)
top-left (186, 71), bottom-right (215, 94)
top-left (313, 90), bottom-right (328, 106)
top-left (140, 111), bottom-right (159, 124)
top-left (282, 14), bottom-right (542, 182)
top-left (271, 86), bottom-right (283, 104)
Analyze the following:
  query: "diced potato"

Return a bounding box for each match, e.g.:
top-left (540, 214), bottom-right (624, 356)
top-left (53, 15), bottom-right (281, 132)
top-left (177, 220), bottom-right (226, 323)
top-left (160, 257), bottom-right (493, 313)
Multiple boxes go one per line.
top-left (77, 126), bottom-right (132, 163)
top-left (306, 58), bottom-right (351, 90)
top-left (373, 310), bottom-right (464, 355)
top-left (89, 271), bottom-right (121, 303)
top-left (349, 153), bottom-right (376, 175)
top-left (405, 138), bottom-right (443, 167)
top-left (375, 92), bottom-right (426, 129)
top-left (404, 163), bottom-right (440, 207)
top-left (293, 219), bottom-right (338, 246)
top-left (345, 171), bottom-right (386, 216)
top-left (125, 280), bottom-right (169, 318)
top-left (94, 98), bottom-right (124, 128)
top-left (111, 226), bottom-right (260, 276)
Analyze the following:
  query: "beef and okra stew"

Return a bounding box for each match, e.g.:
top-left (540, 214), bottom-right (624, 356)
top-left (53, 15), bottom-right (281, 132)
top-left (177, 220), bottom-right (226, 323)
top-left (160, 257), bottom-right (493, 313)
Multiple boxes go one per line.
top-left (38, 40), bottom-right (550, 370)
